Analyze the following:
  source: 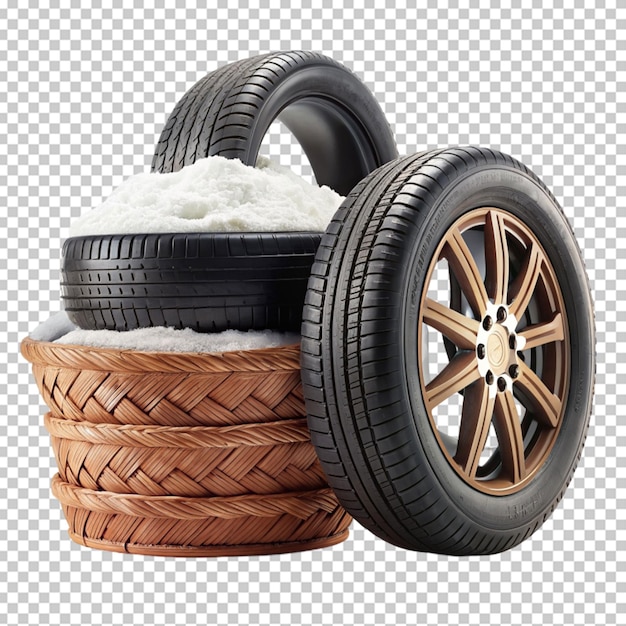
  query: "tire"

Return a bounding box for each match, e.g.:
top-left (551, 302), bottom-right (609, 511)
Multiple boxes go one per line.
top-left (301, 147), bottom-right (595, 555)
top-left (151, 50), bottom-right (398, 196)
top-left (61, 232), bottom-right (321, 332)
top-left (65, 51), bottom-right (398, 333)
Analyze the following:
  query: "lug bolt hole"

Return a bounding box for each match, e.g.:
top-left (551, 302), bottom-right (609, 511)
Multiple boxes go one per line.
top-left (497, 377), bottom-right (507, 392)
top-left (509, 364), bottom-right (520, 379)
top-left (477, 344), bottom-right (486, 359)
top-left (497, 306), bottom-right (507, 322)
top-left (509, 335), bottom-right (517, 350)
top-left (485, 370), bottom-right (494, 385)
top-left (483, 316), bottom-right (493, 331)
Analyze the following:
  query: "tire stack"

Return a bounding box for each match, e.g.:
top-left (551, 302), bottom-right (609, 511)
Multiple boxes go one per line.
top-left (61, 50), bottom-right (397, 334)
top-left (24, 51), bottom-right (595, 557)
top-left (25, 51), bottom-right (397, 557)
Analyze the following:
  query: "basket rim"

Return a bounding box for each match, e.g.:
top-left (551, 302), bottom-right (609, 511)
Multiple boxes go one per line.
top-left (44, 413), bottom-right (312, 448)
top-left (68, 530), bottom-right (350, 557)
top-left (51, 474), bottom-right (339, 520)
top-left (20, 336), bottom-right (302, 373)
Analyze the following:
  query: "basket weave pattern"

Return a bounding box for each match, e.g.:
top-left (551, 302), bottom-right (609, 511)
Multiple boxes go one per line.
top-left (21, 338), bottom-right (351, 556)
top-left (46, 414), bottom-right (328, 497)
top-left (25, 344), bottom-right (306, 426)
top-left (52, 476), bottom-right (349, 556)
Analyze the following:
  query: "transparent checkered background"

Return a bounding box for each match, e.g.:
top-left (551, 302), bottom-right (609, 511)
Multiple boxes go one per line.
top-left (1, 2), bottom-right (623, 625)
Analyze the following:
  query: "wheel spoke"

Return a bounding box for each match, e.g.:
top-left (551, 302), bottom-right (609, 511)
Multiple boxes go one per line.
top-left (454, 381), bottom-right (496, 479)
top-left (493, 391), bottom-right (526, 484)
top-left (508, 243), bottom-right (543, 319)
top-left (518, 312), bottom-right (565, 351)
top-left (443, 229), bottom-right (488, 318)
top-left (515, 361), bottom-right (561, 428)
top-left (424, 351), bottom-right (481, 409)
top-left (484, 210), bottom-right (509, 304)
top-left (423, 298), bottom-right (479, 350)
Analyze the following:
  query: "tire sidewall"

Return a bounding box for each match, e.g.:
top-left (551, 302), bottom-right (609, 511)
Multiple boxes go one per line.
top-left (401, 164), bottom-right (594, 531)
top-left (247, 64), bottom-right (397, 171)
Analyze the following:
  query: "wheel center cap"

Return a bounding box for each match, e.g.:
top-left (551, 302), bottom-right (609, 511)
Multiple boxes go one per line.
top-left (476, 303), bottom-right (520, 390)
top-left (487, 328), bottom-right (508, 370)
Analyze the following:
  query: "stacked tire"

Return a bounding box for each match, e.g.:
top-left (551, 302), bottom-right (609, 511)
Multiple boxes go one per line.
top-left (61, 51), bottom-right (398, 333)
top-left (60, 51), bottom-right (595, 555)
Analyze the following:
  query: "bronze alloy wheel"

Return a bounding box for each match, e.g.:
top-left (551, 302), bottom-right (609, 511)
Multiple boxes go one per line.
top-left (301, 147), bottom-right (594, 555)
top-left (418, 208), bottom-right (570, 495)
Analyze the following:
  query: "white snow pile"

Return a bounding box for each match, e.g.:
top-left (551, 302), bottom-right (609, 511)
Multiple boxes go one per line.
top-left (55, 327), bottom-right (300, 353)
top-left (70, 155), bottom-right (343, 237)
top-left (29, 312), bottom-right (299, 353)
top-left (29, 311), bottom-right (78, 342)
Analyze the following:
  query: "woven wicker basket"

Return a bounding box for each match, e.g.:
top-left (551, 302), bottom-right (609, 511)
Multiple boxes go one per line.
top-left (21, 337), bottom-right (351, 556)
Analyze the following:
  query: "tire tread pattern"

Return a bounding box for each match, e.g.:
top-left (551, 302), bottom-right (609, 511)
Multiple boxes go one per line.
top-left (62, 232), bottom-right (322, 333)
top-left (151, 51), bottom-right (346, 173)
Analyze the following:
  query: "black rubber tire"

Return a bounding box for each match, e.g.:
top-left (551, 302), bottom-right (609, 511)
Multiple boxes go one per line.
top-left (301, 147), bottom-right (595, 555)
top-left (151, 50), bottom-right (398, 196)
top-left (61, 232), bottom-right (321, 333)
top-left (64, 51), bottom-right (398, 333)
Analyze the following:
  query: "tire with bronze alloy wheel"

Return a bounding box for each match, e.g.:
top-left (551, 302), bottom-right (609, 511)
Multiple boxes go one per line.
top-left (301, 147), bottom-right (595, 554)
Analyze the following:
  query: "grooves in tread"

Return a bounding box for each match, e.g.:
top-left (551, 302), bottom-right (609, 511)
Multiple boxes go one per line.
top-left (62, 233), bottom-right (322, 333)
top-left (150, 50), bottom-right (398, 196)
